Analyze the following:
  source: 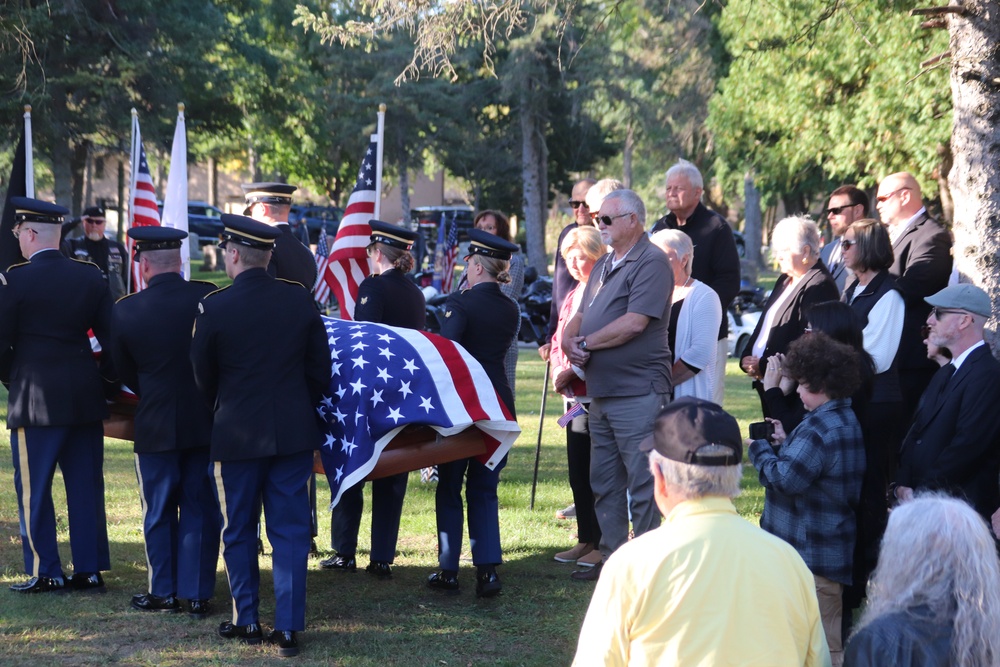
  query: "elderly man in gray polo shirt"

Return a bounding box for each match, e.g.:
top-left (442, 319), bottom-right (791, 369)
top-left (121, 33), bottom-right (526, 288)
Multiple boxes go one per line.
top-left (562, 189), bottom-right (673, 581)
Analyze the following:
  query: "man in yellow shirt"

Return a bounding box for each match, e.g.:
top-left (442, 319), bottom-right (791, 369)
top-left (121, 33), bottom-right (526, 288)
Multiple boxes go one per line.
top-left (573, 398), bottom-right (830, 667)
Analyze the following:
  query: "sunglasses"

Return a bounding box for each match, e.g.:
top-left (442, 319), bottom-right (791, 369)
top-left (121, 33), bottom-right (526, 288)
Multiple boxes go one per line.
top-left (597, 212), bottom-right (631, 226)
top-left (930, 307), bottom-right (966, 319)
top-left (826, 204), bottom-right (854, 216)
top-left (569, 200), bottom-right (588, 209)
top-left (840, 239), bottom-right (858, 250)
top-left (875, 187), bottom-right (909, 204)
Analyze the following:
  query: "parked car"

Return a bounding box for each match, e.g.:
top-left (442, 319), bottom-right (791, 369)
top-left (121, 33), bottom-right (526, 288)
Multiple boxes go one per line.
top-left (299, 206), bottom-right (343, 245)
top-left (410, 205), bottom-right (476, 271)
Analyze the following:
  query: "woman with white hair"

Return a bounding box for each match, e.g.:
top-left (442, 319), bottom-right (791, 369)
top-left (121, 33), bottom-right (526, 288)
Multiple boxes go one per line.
top-left (740, 216), bottom-right (839, 414)
top-left (650, 229), bottom-right (722, 401)
top-left (844, 494), bottom-right (1000, 666)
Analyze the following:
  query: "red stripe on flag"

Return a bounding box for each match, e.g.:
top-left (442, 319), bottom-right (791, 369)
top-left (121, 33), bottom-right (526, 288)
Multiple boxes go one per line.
top-left (421, 332), bottom-right (493, 422)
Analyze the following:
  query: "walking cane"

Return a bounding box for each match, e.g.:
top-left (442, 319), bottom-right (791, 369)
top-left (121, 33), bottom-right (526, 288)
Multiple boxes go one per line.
top-left (529, 359), bottom-right (550, 510)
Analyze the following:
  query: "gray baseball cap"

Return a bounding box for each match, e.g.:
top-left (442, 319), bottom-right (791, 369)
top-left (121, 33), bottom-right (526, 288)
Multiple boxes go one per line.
top-left (925, 284), bottom-right (992, 318)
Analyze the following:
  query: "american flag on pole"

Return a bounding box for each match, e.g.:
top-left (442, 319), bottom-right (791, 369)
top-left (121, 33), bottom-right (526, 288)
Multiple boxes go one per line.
top-left (316, 317), bottom-right (520, 507)
top-left (312, 225), bottom-right (331, 305)
top-left (128, 112), bottom-right (161, 292)
top-left (327, 138), bottom-right (379, 320)
top-left (441, 212), bottom-right (459, 293)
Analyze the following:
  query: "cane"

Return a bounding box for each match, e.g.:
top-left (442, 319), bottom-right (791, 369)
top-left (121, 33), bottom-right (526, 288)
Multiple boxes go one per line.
top-left (529, 359), bottom-right (550, 510)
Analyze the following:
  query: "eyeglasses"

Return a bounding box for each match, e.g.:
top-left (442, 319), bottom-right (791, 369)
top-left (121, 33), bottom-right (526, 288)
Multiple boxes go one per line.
top-left (876, 187), bottom-right (910, 204)
top-left (597, 212), bottom-right (631, 226)
top-left (569, 200), bottom-right (588, 209)
top-left (930, 307), bottom-right (966, 319)
top-left (826, 204), bottom-right (855, 216)
top-left (12, 226), bottom-right (37, 239)
top-left (83, 218), bottom-right (107, 225)
top-left (840, 239), bottom-right (858, 250)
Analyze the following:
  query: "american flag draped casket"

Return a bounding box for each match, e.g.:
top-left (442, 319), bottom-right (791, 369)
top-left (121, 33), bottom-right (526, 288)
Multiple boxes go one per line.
top-left (104, 316), bottom-right (521, 508)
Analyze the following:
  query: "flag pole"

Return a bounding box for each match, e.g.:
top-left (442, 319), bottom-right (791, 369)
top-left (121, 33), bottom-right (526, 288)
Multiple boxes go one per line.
top-left (23, 106), bottom-right (34, 199)
top-left (374, 103), bottom-right (385, 222)
top-left (128, 109), bottom-right (138, 293)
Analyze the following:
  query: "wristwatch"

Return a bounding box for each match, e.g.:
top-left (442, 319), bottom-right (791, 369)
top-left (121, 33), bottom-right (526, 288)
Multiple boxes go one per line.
top-left (579, 338), bottom-right (589, 351)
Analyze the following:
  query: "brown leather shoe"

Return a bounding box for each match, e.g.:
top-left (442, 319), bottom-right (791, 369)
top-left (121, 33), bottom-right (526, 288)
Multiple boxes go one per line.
top-left (570, 562), bottom-right (602, 582)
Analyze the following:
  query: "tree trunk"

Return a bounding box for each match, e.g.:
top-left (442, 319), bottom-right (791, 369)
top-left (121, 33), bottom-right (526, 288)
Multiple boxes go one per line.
top-left (520, 90), bottom-right (548, 274)
top-left (744, 171), bottom-right (763, 271)
top-left (208, 156), bottom-right (218, 208)
top-left (947, 0), bottom-right (1000, 355)
top-left (71, 141), bottom-right (88, 216)
top-left (622, 121), bottom-right (634, 189)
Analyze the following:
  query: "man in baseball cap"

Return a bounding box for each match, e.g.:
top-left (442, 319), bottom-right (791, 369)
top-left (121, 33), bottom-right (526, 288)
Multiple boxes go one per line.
top-left (573, 397), bottom-right (830, 666)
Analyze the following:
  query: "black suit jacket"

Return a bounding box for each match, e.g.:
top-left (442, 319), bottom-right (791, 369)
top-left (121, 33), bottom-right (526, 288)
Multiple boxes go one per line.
top-left (742, 263), bottom-right (840, 376)
top-left (889, 211), bottom-right (952, 371)
top-left (441, 282), bottom-right (519, 417)
top-left (896, 345), bottom-right (1000, 518)
top-left (110, 272), bottom-right (217, 453)
top-left (268, 224), bottom-right (317, 289)
top-left (190, 268), bottom-right (332, 461)
top-left (0, 249), bottom-right (114, 428)
top-left (354, 268), bottom-right (426, 329)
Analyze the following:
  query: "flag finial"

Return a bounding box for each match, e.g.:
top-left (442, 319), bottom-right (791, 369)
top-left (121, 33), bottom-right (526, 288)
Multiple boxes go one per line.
top-left (178, 102), bottom-right (185, 112)
top-left (131, 108), bottom-right (138, 118)
top-left (379, 103), bottom-right (386, 113)
top-left (23, 105), bottom-right (31, 114)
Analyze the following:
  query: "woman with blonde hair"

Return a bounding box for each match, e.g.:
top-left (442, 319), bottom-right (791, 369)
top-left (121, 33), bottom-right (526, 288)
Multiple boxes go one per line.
top-left (549, 225), bottom-right (606, 573)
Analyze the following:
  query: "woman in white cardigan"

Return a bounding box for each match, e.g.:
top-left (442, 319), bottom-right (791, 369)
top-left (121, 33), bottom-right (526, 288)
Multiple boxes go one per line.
top-left (651, 230), bottom-right (723, 402)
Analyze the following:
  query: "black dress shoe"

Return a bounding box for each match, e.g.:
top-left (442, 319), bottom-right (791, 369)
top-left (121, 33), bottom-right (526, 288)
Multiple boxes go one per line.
top-left (69, 572), bottom-right (106, 593)
top-left (427, 570), bottom-right (460, 595)
top-left (187, 599), bottom-right (211, 619)
top-left (366, 561), bottom-right (392, 579)
top-left (9, 575), bottom-right (67, 594)
top-left (131, 592), bottom-right (181, 613)
top-left (570, 563), bottom-right (602, 582)
top-left (319, 553), bottom-right (356, 572)
top-left (476, 566), bottom-right (502, 598)
top-left (267, 629), bottom-right (299, 658)
top-left (218, 621), bottom-right (263, 645)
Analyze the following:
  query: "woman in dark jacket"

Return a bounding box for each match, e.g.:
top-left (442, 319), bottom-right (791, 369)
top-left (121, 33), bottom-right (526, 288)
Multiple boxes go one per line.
top-left (429, 229), bottom-right (520, 599)
top-left (741, 216), bottom-right (839, 416)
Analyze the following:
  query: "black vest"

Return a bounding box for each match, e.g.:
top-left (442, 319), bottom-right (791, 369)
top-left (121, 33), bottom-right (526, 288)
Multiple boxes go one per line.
top-left (844, 271), bottom-right (902, 404)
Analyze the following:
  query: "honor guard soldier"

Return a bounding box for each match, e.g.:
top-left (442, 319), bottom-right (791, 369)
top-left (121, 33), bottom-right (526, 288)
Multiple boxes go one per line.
top-left (191, 214), bottom-right (331, 657)
top-left (109, 227), bottom-right (219, 617)
top-left (321, 220), bottom-right (425, 578)
top-left (429, 229), bottom-right (519, 598)
top-left (66, 205), bottom-right (129, 300)
top-left (0, 197), bottom-right (114, 594)
top-left (242, 182), bottom-right (317, 289)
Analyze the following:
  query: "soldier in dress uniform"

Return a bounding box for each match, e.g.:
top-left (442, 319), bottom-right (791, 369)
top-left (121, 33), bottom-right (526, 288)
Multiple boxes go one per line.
top-left (428, 229), bottom-right (519, 598)
top-left (109, 227), bottom-right (219, 618)
top-left (66, 205), bottom-right (129, 300)
top-left (190, 214), bottom-right (331, 658)
top-left (321, 220), bottom-right (425, 578)
top-left (242, 182), bottom-right (317, 289)
top-left (0, 197), bottom-right (114, 594)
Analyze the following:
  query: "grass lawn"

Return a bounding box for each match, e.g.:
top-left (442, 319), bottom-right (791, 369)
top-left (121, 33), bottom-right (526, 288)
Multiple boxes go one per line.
top-left (0, 328), bottom-right (767, 665)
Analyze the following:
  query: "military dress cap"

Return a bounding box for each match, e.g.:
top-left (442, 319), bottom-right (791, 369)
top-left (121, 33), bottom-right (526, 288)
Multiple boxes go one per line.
top-left (219, 213), bottom-right (281, 250)
top-left (82, 206), bottom-right (106, 218)
top-left (465, 228), bottom-right (520, 261)
top-left (128, 226), bottom-right (188, 254)
top-left (639, 397), bottom-right (743, 467)
top-left (925, 283), bottom-right (993, 318)
top-left (368, 219), bottom-right (418, 250)
top-left (241, 182), bottom-right (297, 214)
top-left (10, 196), bottom-right (69, 225)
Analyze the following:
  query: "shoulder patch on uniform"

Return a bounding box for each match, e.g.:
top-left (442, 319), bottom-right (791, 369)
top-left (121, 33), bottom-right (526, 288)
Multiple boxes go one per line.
top-left (203, 285), bottom-right (231, 299)
top-left (445, 310), bottom-right (452, 318)
top-left (360, 296), bottom-right (368, 305)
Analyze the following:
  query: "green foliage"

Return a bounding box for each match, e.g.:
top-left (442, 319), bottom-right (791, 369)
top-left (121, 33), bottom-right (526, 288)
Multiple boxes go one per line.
top-left (708, 0), bottom-right (951, 207)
